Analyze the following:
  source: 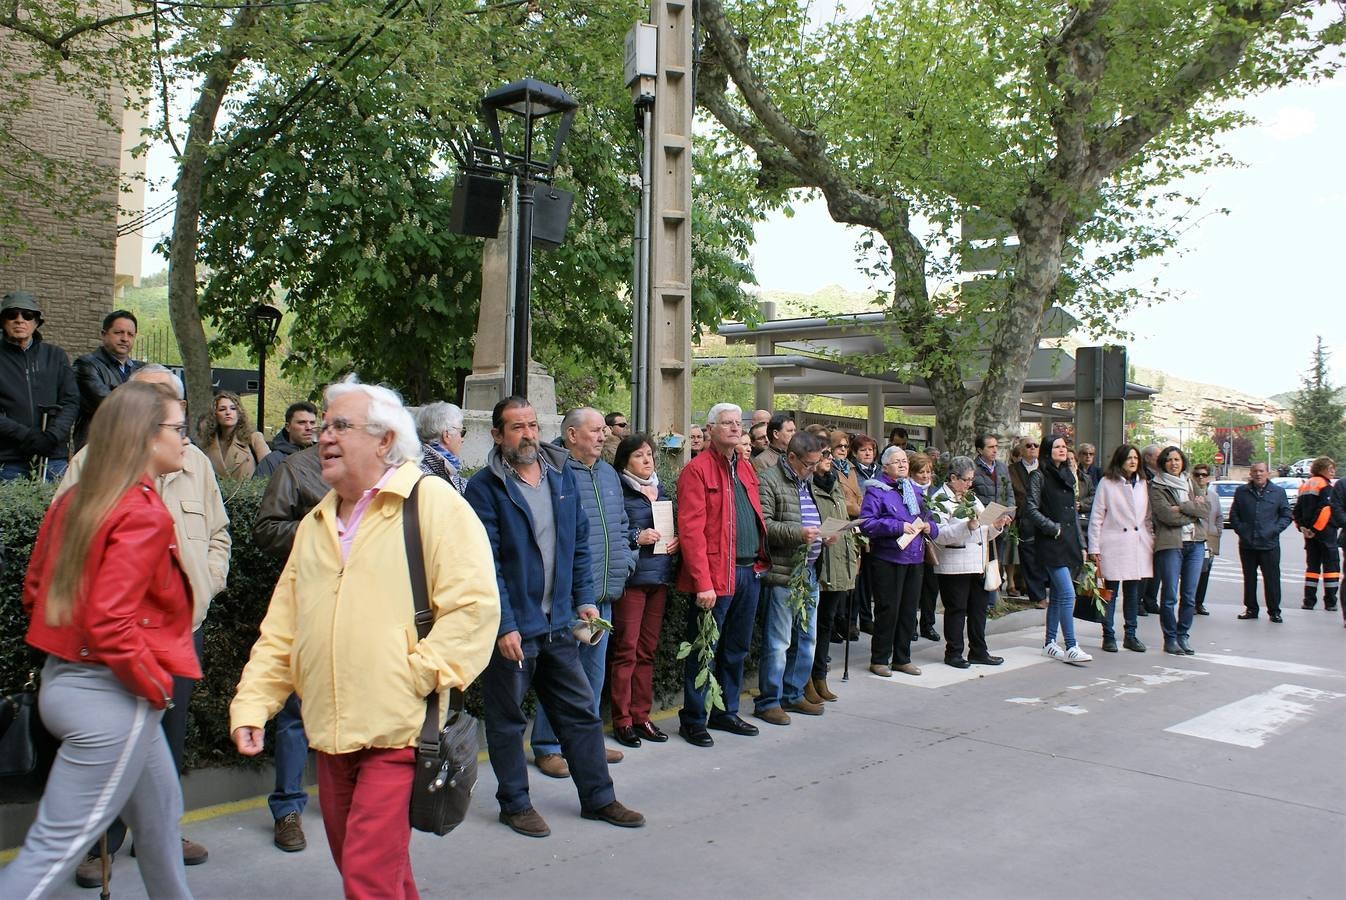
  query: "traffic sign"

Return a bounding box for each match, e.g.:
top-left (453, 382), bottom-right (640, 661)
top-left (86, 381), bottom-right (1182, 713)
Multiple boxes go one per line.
top-left (1214, 451), bottom-right (1225, 465)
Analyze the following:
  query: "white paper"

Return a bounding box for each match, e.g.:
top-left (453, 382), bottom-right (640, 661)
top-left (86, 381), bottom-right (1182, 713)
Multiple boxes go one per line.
top-left (651, 500), bottom-right (675, 555)
top-left (819, 516), bottom-right (861, 538)
top-left (897, 519), bottom-right (923, 549)
top-left (979, 502), bottom-right (1012, 527)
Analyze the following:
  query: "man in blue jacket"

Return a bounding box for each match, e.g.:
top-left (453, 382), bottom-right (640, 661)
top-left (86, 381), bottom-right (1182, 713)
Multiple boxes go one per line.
top-left (530, 407), bottom-right (633, 777)
top-left (466, 397), bottom-right (645, 839)
top-left (1229, 462), bottom-right (1293, 623)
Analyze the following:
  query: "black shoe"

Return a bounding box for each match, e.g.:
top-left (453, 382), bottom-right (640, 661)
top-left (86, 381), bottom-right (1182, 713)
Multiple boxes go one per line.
top-left (1101, 637), bottom-right (1118, 653)
top-left (921, 629), bottom-right (941, 642)
top-left (859, 622), bottom-right (874, 635)
top-left (944, 656), bottom-right (970, 669)
top-left (1269, 613), bottom-right (1283, 623)
top-left (1178, 637), bottom-right (1195, 655)
top-left (968, 653), bottom-right (1004, 666)
top-left (848, 626), bottom-right (860, 641)
top-left (1301, 603), bottom-right (1316, 610)
top-left (1123, 635), bottom-right (1147, 653)
top-left (1195, 605), bottom-right (1210, 616)
top-left (830, 632), bottom-right (845, 644)
top-left (1163, 640), bottom-right (1184, 655)
top-left (707, 714), bottom-right (759, 737)
top-left (1325, 604), bottom-right (1338, 612)
top-left (1144, 600), bottom-right (1160, 615)
top-left (1237, 610), bottom-right (1258, 620)
top-left (613, 725), bottom-right (642, 748)
top-left (634, 721), bottom-right (668, 743)
top-left (677, 723), bottom-right (714, 747)
top-left (1137, 607), bottom-right (1150, 617)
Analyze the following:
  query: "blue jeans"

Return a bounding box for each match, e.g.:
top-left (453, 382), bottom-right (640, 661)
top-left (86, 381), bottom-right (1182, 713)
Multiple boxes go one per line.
top-left (1045, 566), bottom-right (1079, 649)
top-left (1102, 580), bottom-right (1140, 641)
top-left (680, 564), bottom-right (761, 727)
top-left (1156, 542), bottom-right (1204, 640)
top-left (531, 599), bottom-right (611, 758)
top-left (482, 629), bottom-right (614, 814)
top-left (0, 458), bottom-right (66, 482)
top-left (755, 568), bottom-right (819, 712)
top-left (269, 693), bottom-right (309, 820)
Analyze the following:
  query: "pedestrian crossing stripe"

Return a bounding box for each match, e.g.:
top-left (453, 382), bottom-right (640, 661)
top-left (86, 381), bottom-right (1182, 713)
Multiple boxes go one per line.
top-left (1164, 684), bottom-right (1346, 748)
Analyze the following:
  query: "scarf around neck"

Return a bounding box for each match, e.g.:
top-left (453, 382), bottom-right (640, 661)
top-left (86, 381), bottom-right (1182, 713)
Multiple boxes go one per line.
top-left (620, 469), bottom-right (660, 502)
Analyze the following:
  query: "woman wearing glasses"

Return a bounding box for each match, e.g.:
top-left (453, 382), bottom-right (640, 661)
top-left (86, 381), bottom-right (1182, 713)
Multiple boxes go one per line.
top-left (1, 381), bottom-right (198, 898)
top-left (1190, 464), bottom-right (1223, 616)
top-left (1088, 444), bottom-right (1153, 653)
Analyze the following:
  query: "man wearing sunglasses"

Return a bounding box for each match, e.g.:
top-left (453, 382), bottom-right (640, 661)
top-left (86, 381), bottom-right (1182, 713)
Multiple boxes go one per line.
top-left (0, 290), bottom-right (79, 481)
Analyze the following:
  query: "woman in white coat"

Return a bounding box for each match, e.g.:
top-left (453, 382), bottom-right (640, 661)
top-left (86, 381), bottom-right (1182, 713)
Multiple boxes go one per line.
top-left (1087, 444), bottom-right (1153, 653)
top-left (930, 456), bottom-right (1015, 668)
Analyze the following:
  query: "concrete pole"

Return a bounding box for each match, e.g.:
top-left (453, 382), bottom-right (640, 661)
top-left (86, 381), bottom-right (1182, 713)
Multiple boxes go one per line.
top-left (867, 385), bottom-right (885, 440)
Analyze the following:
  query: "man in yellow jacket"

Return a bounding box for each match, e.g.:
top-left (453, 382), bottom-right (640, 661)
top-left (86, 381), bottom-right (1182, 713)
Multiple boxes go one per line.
top-left (231, 381), bottom-right (499, 900)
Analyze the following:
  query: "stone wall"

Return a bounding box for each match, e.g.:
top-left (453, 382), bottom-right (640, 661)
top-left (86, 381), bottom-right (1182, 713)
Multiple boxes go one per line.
top-left (0, 34), bottom-right (124, 360)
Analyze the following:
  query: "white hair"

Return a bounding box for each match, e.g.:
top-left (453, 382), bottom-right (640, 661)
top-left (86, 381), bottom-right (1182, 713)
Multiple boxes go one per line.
top-left (880, 445), bottom-right (908, 465)
top-left (325, 378), bottom-right (423, 466)
top-left (706, 402), bottom-right (742, 426)
top-left (131, 364), bottom-right (185, 400)
top-left (415, 402), bottom-right (463, 443)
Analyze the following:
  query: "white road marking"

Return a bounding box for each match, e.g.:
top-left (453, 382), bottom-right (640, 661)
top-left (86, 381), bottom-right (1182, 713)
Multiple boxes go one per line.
top-left (1195, 653), bottom-right (1340, 679)
top-left (1005, 697), bottom-right (1043, 705)
top-left (1054, 705), bottom-right (1088, 715)
top-left (1165, 684), bottom-right (1346, 748)
top-left (870, 646), bottom-right (1050, 689)
top-left (1127, 666), bottom-right (1210, 686)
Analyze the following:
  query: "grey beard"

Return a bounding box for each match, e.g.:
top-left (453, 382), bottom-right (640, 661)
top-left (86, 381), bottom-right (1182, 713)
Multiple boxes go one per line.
top-left (504, 440), bottom-right (539, 468)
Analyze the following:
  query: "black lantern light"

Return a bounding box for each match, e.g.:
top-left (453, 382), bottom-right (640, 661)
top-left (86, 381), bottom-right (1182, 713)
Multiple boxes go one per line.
top-left (248, 303), bottom-right (283, 429)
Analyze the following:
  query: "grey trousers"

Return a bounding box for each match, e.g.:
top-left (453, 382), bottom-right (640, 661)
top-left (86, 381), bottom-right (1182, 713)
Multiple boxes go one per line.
top-left (0, 659), bottom-right (192, 899)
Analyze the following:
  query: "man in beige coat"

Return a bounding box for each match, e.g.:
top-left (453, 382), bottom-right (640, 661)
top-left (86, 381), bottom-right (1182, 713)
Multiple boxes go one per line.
top-left (58, 363), bottom-right (230, 883)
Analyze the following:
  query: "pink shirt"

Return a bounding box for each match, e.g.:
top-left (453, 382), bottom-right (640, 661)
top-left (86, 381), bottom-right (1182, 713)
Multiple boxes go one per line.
top-left (335, 467), bottom-right (396, 562)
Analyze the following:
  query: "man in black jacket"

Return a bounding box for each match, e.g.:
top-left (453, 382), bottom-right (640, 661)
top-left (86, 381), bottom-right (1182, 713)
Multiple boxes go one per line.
top-left (0, 290), bottom-right (78, 481)
top-left (73, 309), bottom-right (143, 449)
top-left (254, 401), bottom-right (318, 478)
top-left (1230, 462), bottom-right (1293, 622)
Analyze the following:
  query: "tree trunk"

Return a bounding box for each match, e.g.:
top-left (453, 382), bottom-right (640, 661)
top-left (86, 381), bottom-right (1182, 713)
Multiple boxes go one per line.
top-left (167, 10), bottom-right (258, 423)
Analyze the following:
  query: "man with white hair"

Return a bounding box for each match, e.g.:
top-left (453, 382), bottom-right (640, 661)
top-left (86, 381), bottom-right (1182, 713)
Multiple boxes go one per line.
top-left (416, 401), bottom-right (467, 493)
top-left (232, 380), bottom-right (500, 897)
top-left (674, 402), bottom-right (769, 748)
top-left (61, 363), bottom-right (230, 885)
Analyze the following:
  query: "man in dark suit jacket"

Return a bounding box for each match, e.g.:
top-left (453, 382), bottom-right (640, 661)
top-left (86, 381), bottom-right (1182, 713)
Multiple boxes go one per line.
top-left (73, 309), bottom-right (144, 450)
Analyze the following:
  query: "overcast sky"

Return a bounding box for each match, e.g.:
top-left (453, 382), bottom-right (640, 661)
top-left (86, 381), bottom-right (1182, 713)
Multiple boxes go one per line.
top-left (747, 72), bottom-right (1345, 400)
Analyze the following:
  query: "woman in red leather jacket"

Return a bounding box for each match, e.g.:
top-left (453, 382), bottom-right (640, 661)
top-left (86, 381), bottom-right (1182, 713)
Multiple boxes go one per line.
top-left (0, 380), bottom-right (200, 899)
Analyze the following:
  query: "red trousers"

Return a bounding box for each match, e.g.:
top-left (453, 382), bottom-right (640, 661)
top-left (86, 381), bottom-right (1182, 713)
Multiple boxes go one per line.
top-left (609, 584), bottom-right (668, 727)
top-left (316, 747), bottom-right (419, 900)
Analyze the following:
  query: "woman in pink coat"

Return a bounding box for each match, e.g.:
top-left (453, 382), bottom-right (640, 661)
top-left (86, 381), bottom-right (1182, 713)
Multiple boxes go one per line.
top-left (1087, 444), bottom-right (1153, 653)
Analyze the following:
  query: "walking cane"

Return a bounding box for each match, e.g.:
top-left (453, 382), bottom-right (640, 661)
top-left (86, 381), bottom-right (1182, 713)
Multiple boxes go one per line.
top-left (36, 410), bottom-right (49, 483)
top-left (99, 834), bottom-right (110, 900)
top-left (842, 585), bottom-right (852, 681)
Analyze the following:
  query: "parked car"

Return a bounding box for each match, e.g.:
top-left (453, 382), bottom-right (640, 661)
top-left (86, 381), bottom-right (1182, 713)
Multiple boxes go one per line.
top-left (1211, 480), bottom-right (1242, 528)
top-left (1288, 458), bottom-right (1314, 477)
top-left (1271, 476), bottom-right (1302, 506)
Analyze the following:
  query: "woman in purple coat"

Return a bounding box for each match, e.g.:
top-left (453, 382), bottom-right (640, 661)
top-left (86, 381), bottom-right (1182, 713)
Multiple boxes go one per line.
top-left (859, 446), bottom-right (938, 677)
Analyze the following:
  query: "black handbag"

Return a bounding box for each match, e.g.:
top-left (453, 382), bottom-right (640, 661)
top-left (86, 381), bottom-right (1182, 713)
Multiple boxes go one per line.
top-left (1072, 590), bottom-right (1106, 623)
top-left (403, 478), bottom-right (478, 836)
top-left (0, 673), bottom-right (40, 778)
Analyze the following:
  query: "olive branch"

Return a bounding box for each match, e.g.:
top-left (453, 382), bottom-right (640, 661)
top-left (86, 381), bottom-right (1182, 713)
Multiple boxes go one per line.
top-left (786, 544), bottom-right (817, 631)
top-left (676, 608), bottom-right (724, 712)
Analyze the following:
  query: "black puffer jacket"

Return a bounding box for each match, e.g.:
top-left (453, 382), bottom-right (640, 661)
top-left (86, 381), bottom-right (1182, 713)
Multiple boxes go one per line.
top-left (0, 334), bottom-right (79, 465)
top-left (1024, 463), bottom-right (1084, 577)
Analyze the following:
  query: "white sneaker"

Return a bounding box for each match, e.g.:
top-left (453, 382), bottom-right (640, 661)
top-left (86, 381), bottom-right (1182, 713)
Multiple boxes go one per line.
top-left (1065, 645), bottom-right (1093, 662)
top-left (1043, 641), bottom-right (1065, 660)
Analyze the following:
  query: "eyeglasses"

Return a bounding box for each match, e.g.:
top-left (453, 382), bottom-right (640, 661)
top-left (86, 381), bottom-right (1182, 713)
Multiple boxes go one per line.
top-left (2, 309), bottom-right (38, 322)
top-left (612, 421), bottom-right (628, 429)
top-left (1023, 442), bottom-right (1038, 449)
top-left (319, 418), bottom-right (379, 436)
top-left (1193, 471), bottom-right (1210, 478)
top-left (159, 422), bottom-right (189, 438)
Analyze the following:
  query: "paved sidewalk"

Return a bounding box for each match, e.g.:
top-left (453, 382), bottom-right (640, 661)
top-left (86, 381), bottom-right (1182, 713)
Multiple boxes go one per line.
top-left (28, 583), bottom-right (1346, 900)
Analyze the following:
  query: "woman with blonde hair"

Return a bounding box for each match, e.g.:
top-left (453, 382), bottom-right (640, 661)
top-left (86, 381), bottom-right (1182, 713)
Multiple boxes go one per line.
top-left (0, 381), bottom-right (199, 898)
top-left (199, 389), bottom-right (270, 479)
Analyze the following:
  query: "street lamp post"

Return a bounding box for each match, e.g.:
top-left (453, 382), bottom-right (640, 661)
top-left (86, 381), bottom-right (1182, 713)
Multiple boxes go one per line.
top-left (249, 303), bottom-right (283, 431)
top-left (479, 78), bottom-right (578, 399)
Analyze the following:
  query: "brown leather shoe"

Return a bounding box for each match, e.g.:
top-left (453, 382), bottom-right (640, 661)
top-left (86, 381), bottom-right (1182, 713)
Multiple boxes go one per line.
top-left (802, 679), bottom-right (823, 705)
top-left (753, 707), bottom-right (791, 726)
top-left (181, 837), bottom-right (208, 866)
top-left (273, 812), bottom-right (306, 852)
top-left (581, 800), bottom-right (646, 828)
top-left (75, 852), bottom-right (110, 889)
top-left (782, 697), bottom-right (824, 716)
top-left (535, 753), bottom-right (570, 778)
top-left (868, 664), bottom-right (892, 677)
top-left (499, 807), bottom-right (551, 838)
top-left (605, 747), bottom-right (624, 764)
top-left (894, 662), bottom-right (922, 676)
top-left (812, 678), bottom-right (838, 701)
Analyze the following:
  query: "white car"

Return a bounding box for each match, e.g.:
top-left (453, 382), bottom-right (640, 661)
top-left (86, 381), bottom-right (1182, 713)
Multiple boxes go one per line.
top-left (1287, 458), bottom-right (1314, 477)
top-left (1211, 480), bottom-right (1242, 527)
top-left (1271, 477), bottom-right (1302, 506)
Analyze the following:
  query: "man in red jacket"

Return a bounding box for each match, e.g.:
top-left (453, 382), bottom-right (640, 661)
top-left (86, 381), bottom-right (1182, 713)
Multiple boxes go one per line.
top-left (675, 402), bottom-right (769, 748)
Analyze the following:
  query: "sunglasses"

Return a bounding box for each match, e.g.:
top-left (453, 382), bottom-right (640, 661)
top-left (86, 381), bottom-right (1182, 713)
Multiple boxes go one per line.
top-left (1193, 471), bottom-right (1210, 477)
top-left (3, 309), bottom-right (38, 322)
top-left (1023, 442), bottom-right (1038, 449)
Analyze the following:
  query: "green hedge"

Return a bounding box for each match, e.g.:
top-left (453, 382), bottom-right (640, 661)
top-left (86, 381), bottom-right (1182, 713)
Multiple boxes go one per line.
top-left (0, 466), bottom-right (732, 778)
